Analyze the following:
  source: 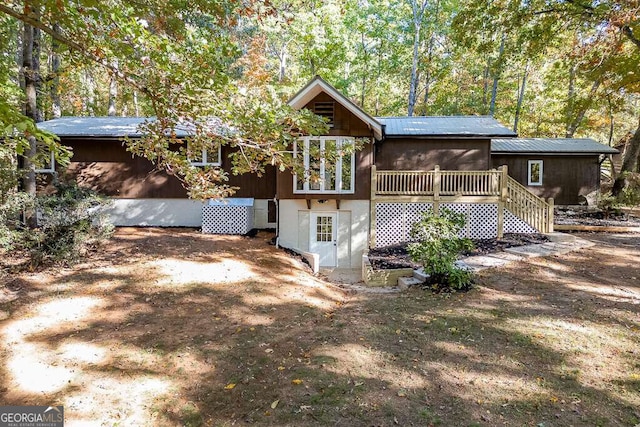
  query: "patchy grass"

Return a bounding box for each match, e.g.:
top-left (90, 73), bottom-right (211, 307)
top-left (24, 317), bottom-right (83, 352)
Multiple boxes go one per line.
top-left (1, 228), bottom-right (639, 426)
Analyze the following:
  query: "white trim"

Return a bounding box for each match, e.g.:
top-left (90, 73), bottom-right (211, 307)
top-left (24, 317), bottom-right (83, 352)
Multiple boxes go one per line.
top-left (35, 151), bottom-right (55, 173)
top-left (288, 76), bottom-right (383, 140)
top-left (527, 160), bottom-right (543, 186)
top-left (293, 136), bottom-right (355, 194)
top-left (189, 145), bottom-right (222, 167)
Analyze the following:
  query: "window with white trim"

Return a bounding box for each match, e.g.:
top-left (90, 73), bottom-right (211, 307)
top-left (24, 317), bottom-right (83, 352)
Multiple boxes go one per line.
top-left (527, 160), bottom-right (543, 186)
top-left (35, 148), bottom-right (55, 173)
top-left (294, 136), bottom-right (355, 194)
top-left (189, 145), bottom-right (222, 166)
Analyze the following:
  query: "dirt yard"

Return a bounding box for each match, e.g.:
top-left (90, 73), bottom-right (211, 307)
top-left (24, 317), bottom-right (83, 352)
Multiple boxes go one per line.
top-left (0, 228), bottom-right (639, 426)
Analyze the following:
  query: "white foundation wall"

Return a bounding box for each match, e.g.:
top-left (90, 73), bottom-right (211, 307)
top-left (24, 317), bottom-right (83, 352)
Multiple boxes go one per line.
top-left (253, 199), bottom-right (276, 229)
top-left (105, 198), bottom-right (276, 228)
top-left (278, 199), bottom-right (370, 268)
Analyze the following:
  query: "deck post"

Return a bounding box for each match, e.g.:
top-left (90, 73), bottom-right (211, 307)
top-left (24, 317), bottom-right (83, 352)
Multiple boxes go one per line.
top-left (496, 165), bottom-right (509, 238)
top-left (370, 165), bottom-right (377, 248)
top-left (433, 165), bottom-right (441, 215)
top-left (547, 197), bottom-right (554, 233)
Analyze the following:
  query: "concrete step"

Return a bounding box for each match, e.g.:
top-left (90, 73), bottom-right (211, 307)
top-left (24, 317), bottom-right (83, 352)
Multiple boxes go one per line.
top-left (398, 276), bottom-right (424, 290)
top-left (413, 268), bottom-right (429, 282)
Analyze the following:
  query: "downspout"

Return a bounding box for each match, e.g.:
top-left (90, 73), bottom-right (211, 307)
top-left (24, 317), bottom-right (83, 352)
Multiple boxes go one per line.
top-left (274, 195), bottom-right (280, 248)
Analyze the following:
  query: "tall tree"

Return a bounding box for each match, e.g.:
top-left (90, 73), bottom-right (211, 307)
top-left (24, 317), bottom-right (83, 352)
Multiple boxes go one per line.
top-left (407, 0), bottom-right (428, 116)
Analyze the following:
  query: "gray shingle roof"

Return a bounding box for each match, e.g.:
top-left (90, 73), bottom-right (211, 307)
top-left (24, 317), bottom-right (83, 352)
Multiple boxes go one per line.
top-left (377, 116), bottom-right (517, 137)
top-left (492, 138), bottom-right (618, 154)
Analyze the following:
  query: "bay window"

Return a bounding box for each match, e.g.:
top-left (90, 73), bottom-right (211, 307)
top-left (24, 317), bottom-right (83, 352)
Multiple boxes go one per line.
top-left (294, 136), bottom-right (355, 194)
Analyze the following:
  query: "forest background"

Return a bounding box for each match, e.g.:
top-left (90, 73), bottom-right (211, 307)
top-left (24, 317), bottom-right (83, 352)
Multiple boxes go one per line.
top-left (1, 0), bottom-right (639, 198)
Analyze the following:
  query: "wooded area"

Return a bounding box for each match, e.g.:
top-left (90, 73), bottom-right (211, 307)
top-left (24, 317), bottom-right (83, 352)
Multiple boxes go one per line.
top-left (1, 0), bottom-right (639, 197)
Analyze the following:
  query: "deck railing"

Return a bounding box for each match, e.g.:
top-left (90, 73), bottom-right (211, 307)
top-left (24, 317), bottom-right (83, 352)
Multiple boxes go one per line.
top-left (375, 167), bottom-right (501, 197)
top-left (504, 175), bottom-right (554, 233)
top-left (371, 165), bottom-right (554, 236)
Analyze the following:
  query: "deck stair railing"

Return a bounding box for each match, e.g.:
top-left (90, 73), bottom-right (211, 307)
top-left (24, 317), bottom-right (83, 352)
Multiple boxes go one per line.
top-left (504, 174), bottom-right (554, 233)
top-left (371, 165), bottom-right (554, 238)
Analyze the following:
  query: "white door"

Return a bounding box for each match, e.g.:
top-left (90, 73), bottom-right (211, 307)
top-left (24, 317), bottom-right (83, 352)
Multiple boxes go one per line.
top-left (310, 213), bottom-right (337, 267)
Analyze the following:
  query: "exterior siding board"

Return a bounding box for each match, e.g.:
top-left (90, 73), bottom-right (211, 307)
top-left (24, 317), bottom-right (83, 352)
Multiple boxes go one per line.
top-left (58, 138), bottom-right (276, 199)
top-left (375, 138), bottom-right (491, 171)
top-left (304, 92), bottom-right (373, 137)
top-left (491, 155), bottom-right (601, 205)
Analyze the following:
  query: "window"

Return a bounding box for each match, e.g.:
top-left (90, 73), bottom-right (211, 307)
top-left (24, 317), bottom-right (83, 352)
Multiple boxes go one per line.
top-left (294, 136), bottom-right (355, 194)
top-left (527, 160), bottom-right (543, 186)
top-left (35, 147), bottom-right (55, 173)
top-left (189, 145), bottom-right (221, 167)
top-left (314, 102), bottom-right (335, 128)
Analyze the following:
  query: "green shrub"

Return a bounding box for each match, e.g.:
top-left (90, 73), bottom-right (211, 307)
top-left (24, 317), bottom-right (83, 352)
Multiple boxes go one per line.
top-left (407, 208), bottom-right (474, 292)
top-left (0, 179), bottom-right (114, 267)
top-left (599, 172), bottom-right (640, 218)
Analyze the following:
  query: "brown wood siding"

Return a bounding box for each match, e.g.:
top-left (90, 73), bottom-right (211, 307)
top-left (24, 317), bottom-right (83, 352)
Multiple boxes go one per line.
top-left (57, 138), bottom-right (276, 199)
top-left (305, 92), bottom-right (376, 137)
top-left (277, 91), bottom-right (376, 200)
top-left (375, 138), bottom-right (491, 171)
top-left (491, 154), bottom-right (601, 205)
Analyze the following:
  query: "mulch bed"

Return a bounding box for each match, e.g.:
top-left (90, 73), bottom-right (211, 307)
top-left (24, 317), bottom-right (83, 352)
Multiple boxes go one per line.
top-left (554, 208), bottom-right (640, 228)
top-left (368, 233), bottom-right (550, 270)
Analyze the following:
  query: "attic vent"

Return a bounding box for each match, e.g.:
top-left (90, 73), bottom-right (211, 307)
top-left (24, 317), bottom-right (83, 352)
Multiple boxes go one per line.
top-left (314, 102), bottom-right (335, 128)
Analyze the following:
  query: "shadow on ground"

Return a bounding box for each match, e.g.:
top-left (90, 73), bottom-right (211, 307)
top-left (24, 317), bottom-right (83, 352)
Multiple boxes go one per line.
top-left (0, 229), bottom-right (638, 426)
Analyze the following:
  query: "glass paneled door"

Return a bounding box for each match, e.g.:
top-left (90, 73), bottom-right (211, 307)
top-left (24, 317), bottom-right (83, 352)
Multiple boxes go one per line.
top-left (310, 213), bottom-right (337, 267)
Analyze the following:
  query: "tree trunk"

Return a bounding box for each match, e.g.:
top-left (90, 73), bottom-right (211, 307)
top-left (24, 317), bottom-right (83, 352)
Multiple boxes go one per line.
top-left (513, 62), bottom-right (529, 133)
top-left (278, 45), bottom-right (287, 82)
top-left (489, 36), bottom-right (505, 117)
top-left (107, 60), bottom-right (118, 116)
top-left (21, 12), bottom-right (38, 227)
top-left (133, 90), bottom-right (139, 116)
top-left (407, 0), bottom-right (428, 117)
top-left (407, 25), bottom-right (421, 116)
top-left (84, 68), bottom-right (96, 116)
top-left (612, 118), bottom-right (640, 197)
top-left (565, 79), bottom-right (600, 138)
top-left (360, 32), bottom-right (368, 107)
top-left (49, 23), bottom-right (61, 118)
top-left (482, 62), bottom-right (489, 111)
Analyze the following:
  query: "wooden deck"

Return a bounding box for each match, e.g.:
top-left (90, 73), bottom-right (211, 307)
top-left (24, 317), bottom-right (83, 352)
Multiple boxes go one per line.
top-left (370, 165), bottom-right (554, 246)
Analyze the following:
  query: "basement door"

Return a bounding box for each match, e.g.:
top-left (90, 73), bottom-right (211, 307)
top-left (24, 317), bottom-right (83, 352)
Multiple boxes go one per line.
top-left (310, 212), bottom-right (337, 267)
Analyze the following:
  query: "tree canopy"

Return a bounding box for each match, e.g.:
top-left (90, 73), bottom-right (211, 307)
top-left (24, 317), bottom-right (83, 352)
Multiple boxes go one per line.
top-left (1, 0), bottom-right (639, 197)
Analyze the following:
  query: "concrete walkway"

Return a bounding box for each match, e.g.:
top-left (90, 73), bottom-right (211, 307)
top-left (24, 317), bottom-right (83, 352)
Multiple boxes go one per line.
top-left (321, 232), bottom-right (595, 290)
top-left (456, 232), bottom-right (595, 272)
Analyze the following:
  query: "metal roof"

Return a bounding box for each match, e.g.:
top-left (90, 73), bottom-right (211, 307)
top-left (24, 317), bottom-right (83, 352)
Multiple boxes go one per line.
top-left (377, 116), bottom-right (517, 137)
top-left (36, 117), bottom-right (160, 137)
top-left (492, 138), bottom-right (619, 154)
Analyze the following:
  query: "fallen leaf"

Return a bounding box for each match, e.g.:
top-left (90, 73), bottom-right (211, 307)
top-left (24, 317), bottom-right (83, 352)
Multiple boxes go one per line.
top-left (292, 379), bottom-right (303, 385)
top-left (224, 383), bottom-right (236, 390)
top-left (277, 366), bottom-right (286, 371)
top-left (271, 400), bottom-right (279, 409)
top-left (265, 348), bottom-right (274, 353)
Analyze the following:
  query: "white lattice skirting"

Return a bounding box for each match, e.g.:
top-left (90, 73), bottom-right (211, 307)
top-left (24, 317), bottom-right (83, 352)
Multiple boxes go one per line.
top-left (202, 205), bottom-right (254, 234)
top-left (374, 202), bottom-right (536, 248)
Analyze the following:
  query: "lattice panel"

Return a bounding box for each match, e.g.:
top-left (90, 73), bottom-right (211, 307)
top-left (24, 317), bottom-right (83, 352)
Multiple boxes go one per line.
top-left (469, 204), bottom-right (498, 238)
top-left (504, 208), bottom-right (537, 234)
top-left (441, 203), bottom-right (470, 238)
top-left (374, 202), bottom-right (544, 247)
top-left (375, 203), bottom-right (405, 247)
top-left (405, 203), bottom-right (433, 241)
top-left (202, 206), bottom-right (254, 235)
